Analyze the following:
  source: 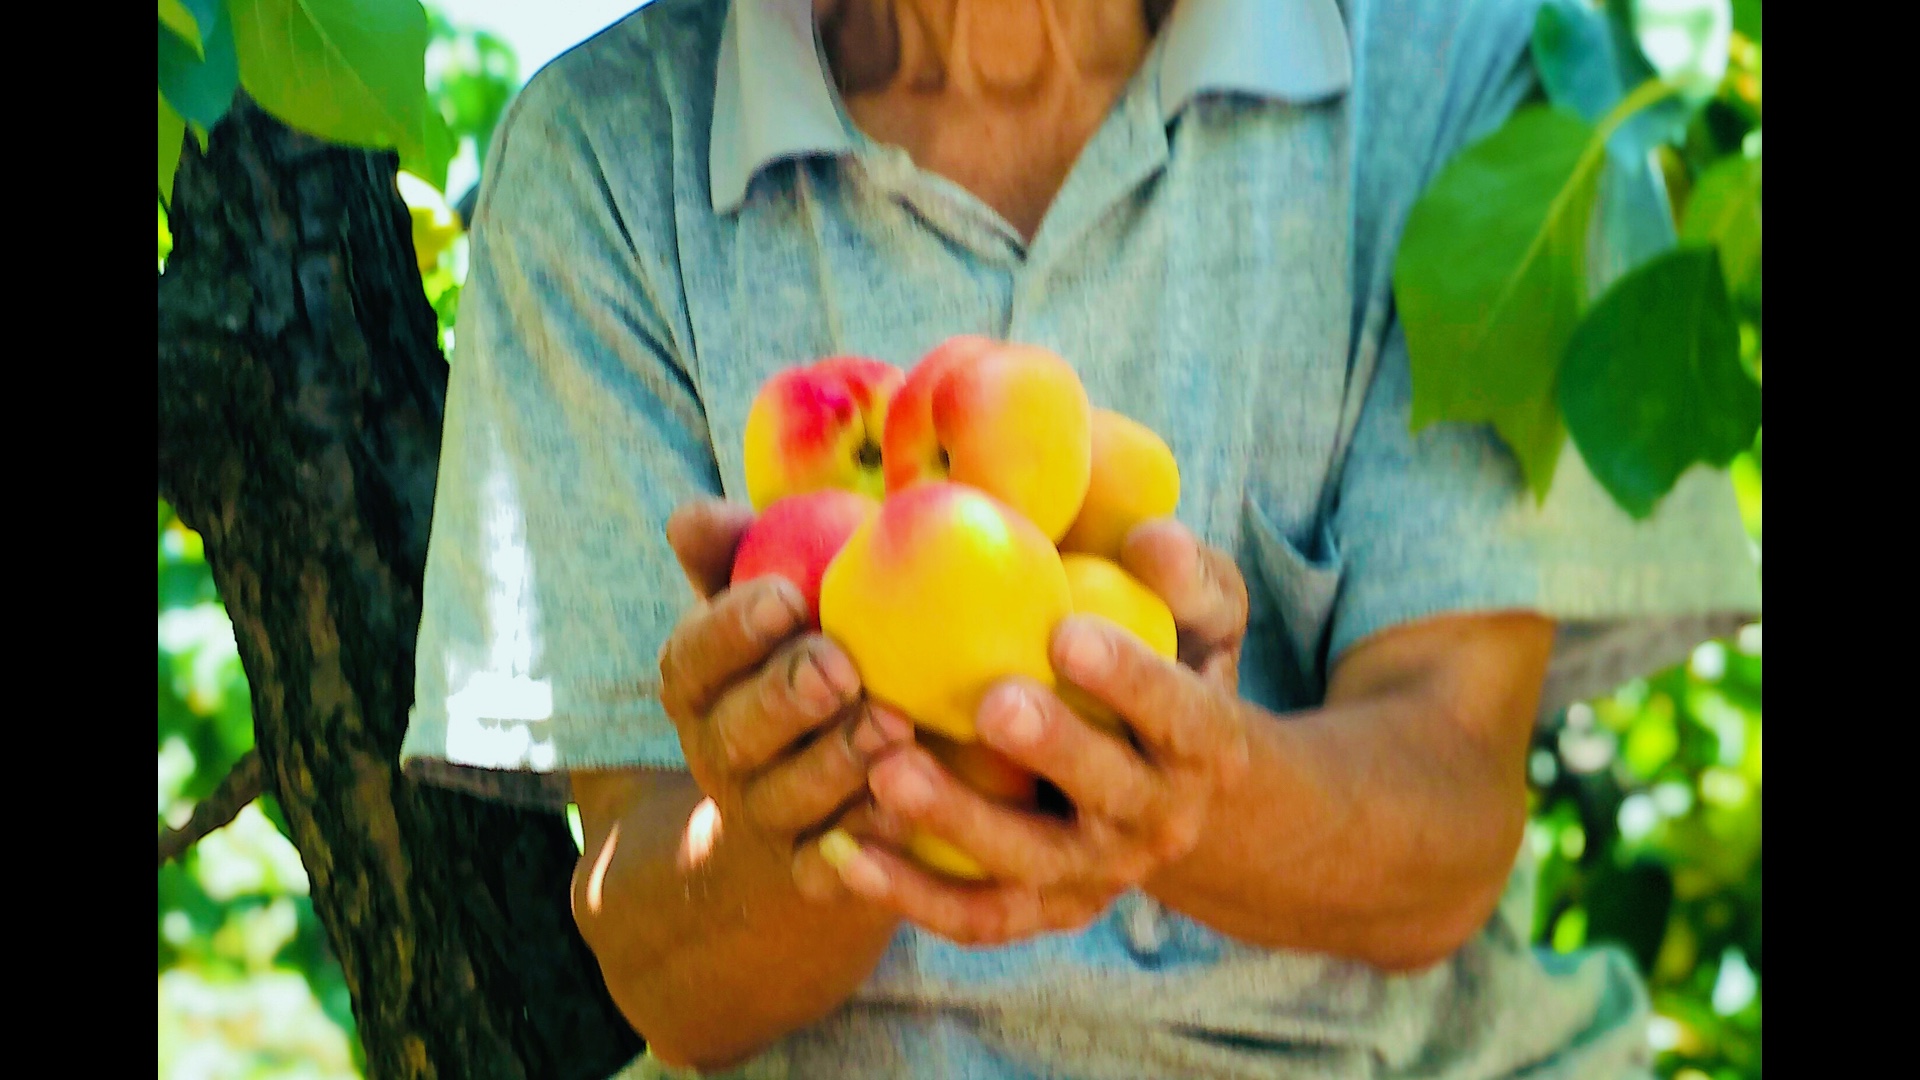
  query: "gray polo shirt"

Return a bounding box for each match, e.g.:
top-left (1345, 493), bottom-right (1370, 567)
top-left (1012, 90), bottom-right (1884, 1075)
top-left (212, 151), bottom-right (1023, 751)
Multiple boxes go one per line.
top-left (401, 0), bottom-right (1762, 1075)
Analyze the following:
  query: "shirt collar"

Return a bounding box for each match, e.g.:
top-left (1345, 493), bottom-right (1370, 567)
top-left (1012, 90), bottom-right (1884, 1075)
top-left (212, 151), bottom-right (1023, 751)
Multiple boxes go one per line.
top-left (1157, 0), bottom-right (1353, 121)
top-left (708, 0), bottom-right (1354, 214)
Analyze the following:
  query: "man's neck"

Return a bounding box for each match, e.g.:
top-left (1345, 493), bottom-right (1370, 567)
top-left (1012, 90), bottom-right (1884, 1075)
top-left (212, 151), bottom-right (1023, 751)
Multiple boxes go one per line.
top-left (817, 0), bottom-right (1159, 241)
top-left (821, 0), bottom-right (1152, 100)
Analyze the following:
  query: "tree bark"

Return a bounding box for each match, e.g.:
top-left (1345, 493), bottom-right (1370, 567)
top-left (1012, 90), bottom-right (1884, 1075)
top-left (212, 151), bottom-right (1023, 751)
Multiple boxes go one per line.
top-left (157, 98), bottom-right (644, 1080)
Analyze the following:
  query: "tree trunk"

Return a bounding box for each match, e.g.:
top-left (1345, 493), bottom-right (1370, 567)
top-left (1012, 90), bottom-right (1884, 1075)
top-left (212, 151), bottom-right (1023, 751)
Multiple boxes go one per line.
top-left (157, 98), bottom-right (645, 1080)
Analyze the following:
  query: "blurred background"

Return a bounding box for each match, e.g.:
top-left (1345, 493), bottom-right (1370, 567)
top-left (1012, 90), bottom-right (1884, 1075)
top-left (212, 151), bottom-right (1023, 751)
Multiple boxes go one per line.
top-left (156, 3), bottom-right (1762, 1078)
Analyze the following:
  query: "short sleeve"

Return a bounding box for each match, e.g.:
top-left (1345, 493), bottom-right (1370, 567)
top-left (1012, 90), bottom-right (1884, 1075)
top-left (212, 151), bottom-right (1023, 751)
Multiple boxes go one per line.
top-left (1327, 322), bottom-right (1761, 714)
top-left (1327, 0), bottom-right (1762, 713)
top-left (400, 76), bottom-right (714, 811)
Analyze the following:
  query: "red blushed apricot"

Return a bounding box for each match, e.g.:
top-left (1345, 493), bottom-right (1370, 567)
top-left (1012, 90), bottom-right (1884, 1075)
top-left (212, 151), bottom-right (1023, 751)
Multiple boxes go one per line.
top-left (743, 356), bottom-right (904, 509)
top-left (730, 489), bottom-right (880, 627)
top-left (881, 337), bottom-right (1093, 542)
top-left (882, 335), bottom-right (994, 492)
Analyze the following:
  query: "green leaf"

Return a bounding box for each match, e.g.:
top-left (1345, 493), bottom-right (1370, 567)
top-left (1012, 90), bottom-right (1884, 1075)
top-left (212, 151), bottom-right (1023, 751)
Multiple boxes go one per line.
top-left (1395, 106), bottom-right (1604, 500)
top-left (1597, 0), bottom-right (1694, 148)
top-left (231, 0), bottom-right (432, 167)
top-left (158, 0), bottom-right (204, 56)
top-left (1559, 247), bottom-right (1759, 518)
top-left (1532, 3), bottom-right (1685, 297)
top-left (1680, 153), bottom-right (1760, 300)
top-left (181, 0), bottom-right (222, 30)
top-left (160, 92), bottom-right (186, 211)
top-left (1534, 1), bottom-right (1627, 125)
top-left (427, 16), bottom-right (520, 171)
top-left (158, 2), bottom-right (238, 132)
top-left (406, 104), bottom-right (454, 191)
top-left (1731, 0), bottom-right (1761, 42)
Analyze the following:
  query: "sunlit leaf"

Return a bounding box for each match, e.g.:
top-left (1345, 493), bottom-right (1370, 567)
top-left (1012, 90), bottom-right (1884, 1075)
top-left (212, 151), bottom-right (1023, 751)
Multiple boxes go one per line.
top-left (428, 16), bottom-right (519, 171)
top-left (231, 0), bottom-right (433, 167)
top-left (1536, 0), bottom-right (1687, 150)
top-left (1552, 905), bottom-right (1589, 953)
top-left (1395, 106), bottom-right (1603, 500)
top-left (1601, 0), bottom-right (1696, 147)
top-left (159, 93), bottom-right (186, 211)
top-left (158, 0), bottom-right (238, 132)
top-left (1532, 1), bottom-right (1690, 287)
top-left (158, 0), bottom-right (205, 56)
top-left (1623, 707), bottom-right (1679, 779)
top-left (1681, 152), bottom-right (1761, 300)
top-left (400, 169), bottom-right (461, 268)
top-left (413, 106), bottom-right (454, 192)
top-left (1558, 247), bottom-right (1759, 517)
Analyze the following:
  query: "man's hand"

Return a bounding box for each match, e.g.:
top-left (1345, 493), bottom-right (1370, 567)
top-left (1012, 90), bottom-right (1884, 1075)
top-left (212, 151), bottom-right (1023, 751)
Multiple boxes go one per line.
top-left (815, 516), bottom-right (1547, 970)
top-left (1123, 519), bottom-right (1250, 689)
top-left (567, 499), bottom-right (919, 1070)
top-left (817, 521), bottom-right (1255, 946)
top-left (655, 500), bottom-right (914, 902)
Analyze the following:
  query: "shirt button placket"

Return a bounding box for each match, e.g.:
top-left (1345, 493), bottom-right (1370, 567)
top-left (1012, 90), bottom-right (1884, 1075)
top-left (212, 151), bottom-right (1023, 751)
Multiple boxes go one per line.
top-left (1006, 269), bottom-right (1045, 345)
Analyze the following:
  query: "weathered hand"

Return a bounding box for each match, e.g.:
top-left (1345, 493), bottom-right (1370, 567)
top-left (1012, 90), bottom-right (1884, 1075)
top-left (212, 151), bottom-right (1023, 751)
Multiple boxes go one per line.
top-left (821, 521), bottom-right (1254, 947)
top-left (658, 499), bottom-right (914, 904)
top-left (1120, 519), bottom-right (1249, 690)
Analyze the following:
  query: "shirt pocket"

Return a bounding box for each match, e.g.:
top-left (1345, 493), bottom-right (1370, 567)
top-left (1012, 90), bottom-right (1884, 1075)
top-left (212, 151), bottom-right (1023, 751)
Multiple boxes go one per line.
top-left (1239, 496), bottom-right (1344, 710)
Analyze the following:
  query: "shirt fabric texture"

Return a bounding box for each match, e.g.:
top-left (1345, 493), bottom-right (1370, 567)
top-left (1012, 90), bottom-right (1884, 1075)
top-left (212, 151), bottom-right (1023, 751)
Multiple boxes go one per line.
top-left (400, 0), bottom-right (1764, 1075)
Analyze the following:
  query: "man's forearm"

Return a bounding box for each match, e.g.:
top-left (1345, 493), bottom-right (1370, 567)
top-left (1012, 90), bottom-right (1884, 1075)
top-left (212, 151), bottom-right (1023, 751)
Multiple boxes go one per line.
top-left (1143, 691), bottom-right (1531, 971)
top-left (572, 771), bottom-right (900, 1070)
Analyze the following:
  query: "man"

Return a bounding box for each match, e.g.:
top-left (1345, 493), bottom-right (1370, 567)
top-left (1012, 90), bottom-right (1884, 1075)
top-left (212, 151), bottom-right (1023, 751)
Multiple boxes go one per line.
top-left (401, 0), bottom-right (1762, 1076)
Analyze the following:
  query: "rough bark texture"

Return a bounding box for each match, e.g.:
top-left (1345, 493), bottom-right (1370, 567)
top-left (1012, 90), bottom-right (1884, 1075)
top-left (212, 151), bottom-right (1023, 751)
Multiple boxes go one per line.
top-left (157, 99), bottom-right (645, 1080)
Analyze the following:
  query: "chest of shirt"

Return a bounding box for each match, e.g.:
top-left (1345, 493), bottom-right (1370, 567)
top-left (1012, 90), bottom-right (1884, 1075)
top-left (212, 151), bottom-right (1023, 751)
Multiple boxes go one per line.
top-left (669, 98), bottom-right (1357, 563)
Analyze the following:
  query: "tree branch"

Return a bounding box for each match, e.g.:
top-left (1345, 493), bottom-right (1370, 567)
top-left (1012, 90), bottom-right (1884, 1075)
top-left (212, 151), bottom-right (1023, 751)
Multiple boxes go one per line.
top-left (158, 750), bottom-right (263, 869)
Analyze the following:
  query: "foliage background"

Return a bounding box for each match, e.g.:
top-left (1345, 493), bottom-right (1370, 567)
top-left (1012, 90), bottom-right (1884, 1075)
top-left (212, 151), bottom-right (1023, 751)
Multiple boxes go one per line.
top-left (156, 3), bottom-right (1761, 1078)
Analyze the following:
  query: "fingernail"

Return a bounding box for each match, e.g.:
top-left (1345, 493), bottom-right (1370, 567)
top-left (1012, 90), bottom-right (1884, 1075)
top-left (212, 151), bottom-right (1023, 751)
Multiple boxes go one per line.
top-left (868, 705), bottom-right (915, 744)
top-left (851, 705), bottom-right (914, 759)
top-left (816, 645), bottom-right (860, 698)
top-left (752, 584), bottom-right (799, 637)
top-left (794, 650), bottom-right (845, 715)
top-left (818, 827), bottom-right (860, 869)
top-left (868, 799), bottom-right (911, 842)
top-left (988, 685), bottom-right (1042, 748)
top-left (850, 712), bottom-right (891, 758)
top-left (1061, 619), bottom-right (1114, 680)
top-left (819, 829), bottom-right (889, 898)
top-left (877, 758), bottom-right (934, 813)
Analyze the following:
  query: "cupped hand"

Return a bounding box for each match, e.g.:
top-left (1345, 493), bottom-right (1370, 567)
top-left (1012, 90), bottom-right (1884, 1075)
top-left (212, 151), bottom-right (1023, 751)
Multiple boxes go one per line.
top-left (822, 520), bottom-right (1254, 947)
top-left (658, 499), bottom-right (915, 904)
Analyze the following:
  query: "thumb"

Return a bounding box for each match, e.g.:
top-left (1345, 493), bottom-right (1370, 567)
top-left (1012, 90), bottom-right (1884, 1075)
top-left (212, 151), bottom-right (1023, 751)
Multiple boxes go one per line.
top-left (1119, 519), bottom-right (1249, 655)
top-left (666, 499), bottom-right (757, 600)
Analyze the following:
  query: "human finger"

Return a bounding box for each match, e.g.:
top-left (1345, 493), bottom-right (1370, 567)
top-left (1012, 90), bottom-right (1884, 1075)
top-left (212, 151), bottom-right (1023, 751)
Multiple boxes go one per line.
top-left (791, 800), bottom-right (913, 905)
top-left (1119, 520), bottom-right (1249, 653)
top-left (658, 576), bottom-right (808, 721)
top-left (867, 746), bottom-right (1114, 890)
top-left (666, 499), bottom-right (758, 600)
top-left (705, 633), bottom-right (861, 775)
top-left (973, 679), bottom-right (1161, 829)
top-left (1052, 615), bottom-right (1243, 771)
top-left (824, 839), bottom-right (1108, 946)
top-left (742, 702), bottom-right (914, 836)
